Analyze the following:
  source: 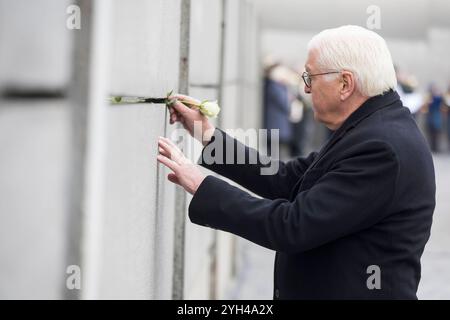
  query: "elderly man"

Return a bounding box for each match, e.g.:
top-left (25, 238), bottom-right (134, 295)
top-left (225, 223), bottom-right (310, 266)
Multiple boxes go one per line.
top-left (157, 25), bottom-right (435, 299)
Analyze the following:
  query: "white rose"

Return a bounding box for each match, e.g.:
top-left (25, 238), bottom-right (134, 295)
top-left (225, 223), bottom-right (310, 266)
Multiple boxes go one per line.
top-left (198, 100), bottom-right (220, 118)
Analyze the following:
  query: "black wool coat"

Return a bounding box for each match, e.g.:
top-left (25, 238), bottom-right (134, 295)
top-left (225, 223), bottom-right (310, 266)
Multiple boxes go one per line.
top-left (189, 90), bottom-right (436, 299)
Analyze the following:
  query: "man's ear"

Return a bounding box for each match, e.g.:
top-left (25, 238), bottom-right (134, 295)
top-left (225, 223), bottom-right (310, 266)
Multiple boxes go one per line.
top-left (340, 71), bottom-right (355, 100)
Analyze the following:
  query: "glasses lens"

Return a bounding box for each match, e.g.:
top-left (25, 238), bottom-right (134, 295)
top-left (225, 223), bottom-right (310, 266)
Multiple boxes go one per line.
top-left (302, 72), bottom-right (311, 87)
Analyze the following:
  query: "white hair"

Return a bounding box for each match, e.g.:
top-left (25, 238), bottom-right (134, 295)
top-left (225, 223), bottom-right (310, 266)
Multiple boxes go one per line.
top-left (307, 25), bottom-right (397, 97)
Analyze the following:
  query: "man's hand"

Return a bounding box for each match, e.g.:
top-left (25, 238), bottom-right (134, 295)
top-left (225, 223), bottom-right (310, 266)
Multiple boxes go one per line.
top-left (168, 94), bottom-right (216, 146)
top-left (157, 136), bottom-right (206, 195)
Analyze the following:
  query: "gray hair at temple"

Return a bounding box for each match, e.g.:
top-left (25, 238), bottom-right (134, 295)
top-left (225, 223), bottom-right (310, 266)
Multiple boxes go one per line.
top-left (307, 25), bottom-right (397, 97)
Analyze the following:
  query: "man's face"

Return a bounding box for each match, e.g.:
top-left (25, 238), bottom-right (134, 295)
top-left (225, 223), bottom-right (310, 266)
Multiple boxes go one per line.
top-left (304, 50), bottom-right (342, 129)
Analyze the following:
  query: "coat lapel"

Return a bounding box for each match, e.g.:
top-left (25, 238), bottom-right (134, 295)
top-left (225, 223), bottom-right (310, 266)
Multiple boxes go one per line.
top-left (288, 90), bottom-right (401, 200)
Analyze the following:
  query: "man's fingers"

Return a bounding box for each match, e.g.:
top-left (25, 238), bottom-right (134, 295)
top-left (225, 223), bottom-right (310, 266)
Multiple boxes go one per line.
top-left (170, 112), bottom-right (181, 124)
top-left (158, 140), bottom-right (177, 161)
top-left (169, 106), bottom-right (179, 117)
top-left (159, 147), bottom-right (170, 157)
top-left (168, 106), bottom-right (188, 126)
top-left (167, 173), bottom-right (180, 185)
top-left (171, 100), bottom-right (193, 115)
top-left (160, 136), bottom-right (178, 148)
top-left (170, 94), bottom-right (201, 105)
top-left (158, 137), bottom-right (174, 151)
top-left (159, 136), bottom-right (183, 154)
top-left (171, 94), bottom-right (190, 100)
top-left (170, 113), bottom-right (180, 123)
top-left (158, 139), bottom-right (183, 163)
top-left (157, 154), bottom-right (179, 173)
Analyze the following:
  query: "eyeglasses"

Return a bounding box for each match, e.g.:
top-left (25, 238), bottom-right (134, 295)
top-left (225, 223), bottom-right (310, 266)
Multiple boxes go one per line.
top-left (302, 71), bottom-right (341, 88)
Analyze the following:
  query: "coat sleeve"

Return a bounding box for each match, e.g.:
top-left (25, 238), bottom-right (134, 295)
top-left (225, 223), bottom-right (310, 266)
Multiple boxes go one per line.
top-left (197, 128), bottom-right (318, 200)
top-left (189, 140), bottom-right (399, 253)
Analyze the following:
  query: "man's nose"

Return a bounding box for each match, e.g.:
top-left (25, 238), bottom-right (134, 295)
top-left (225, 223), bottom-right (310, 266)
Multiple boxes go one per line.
top-left (304, 85), bottom-right (311, 94)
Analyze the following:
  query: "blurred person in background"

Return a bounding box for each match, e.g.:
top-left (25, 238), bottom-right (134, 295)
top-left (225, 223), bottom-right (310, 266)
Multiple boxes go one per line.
top-left (443, 84), bottom-right (450, 151)
top-left (158, 25), bottom-right (435, 299)
top-left (289, 93), bottom-right (307, 157)
top-left (422, 84), bottom-right (443, 152)
top-left (263, 61), bottom-right (313, 159)
top-left (395, 67), bottom-right (424, 118)
top-left (262, 62), bottom-right (293, 159)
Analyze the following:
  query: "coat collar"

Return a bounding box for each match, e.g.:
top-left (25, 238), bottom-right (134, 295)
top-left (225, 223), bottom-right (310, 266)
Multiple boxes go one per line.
top-left (333, 89), bottom-right (400, 139)
top-left (309, 90), bottom-right (400, 169)
top-left (290, 90), bottom-right (401, 199)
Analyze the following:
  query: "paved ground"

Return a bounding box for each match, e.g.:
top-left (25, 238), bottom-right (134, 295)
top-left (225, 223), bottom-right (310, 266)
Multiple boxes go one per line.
top-left (417, 153), bottom-right (450, 299)
top-left (227, 153), bottom-right (450, 300)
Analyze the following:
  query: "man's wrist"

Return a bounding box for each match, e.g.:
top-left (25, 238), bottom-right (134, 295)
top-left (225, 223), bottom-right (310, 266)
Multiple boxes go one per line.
top-left (190, 174), bottom-right (209, 195)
